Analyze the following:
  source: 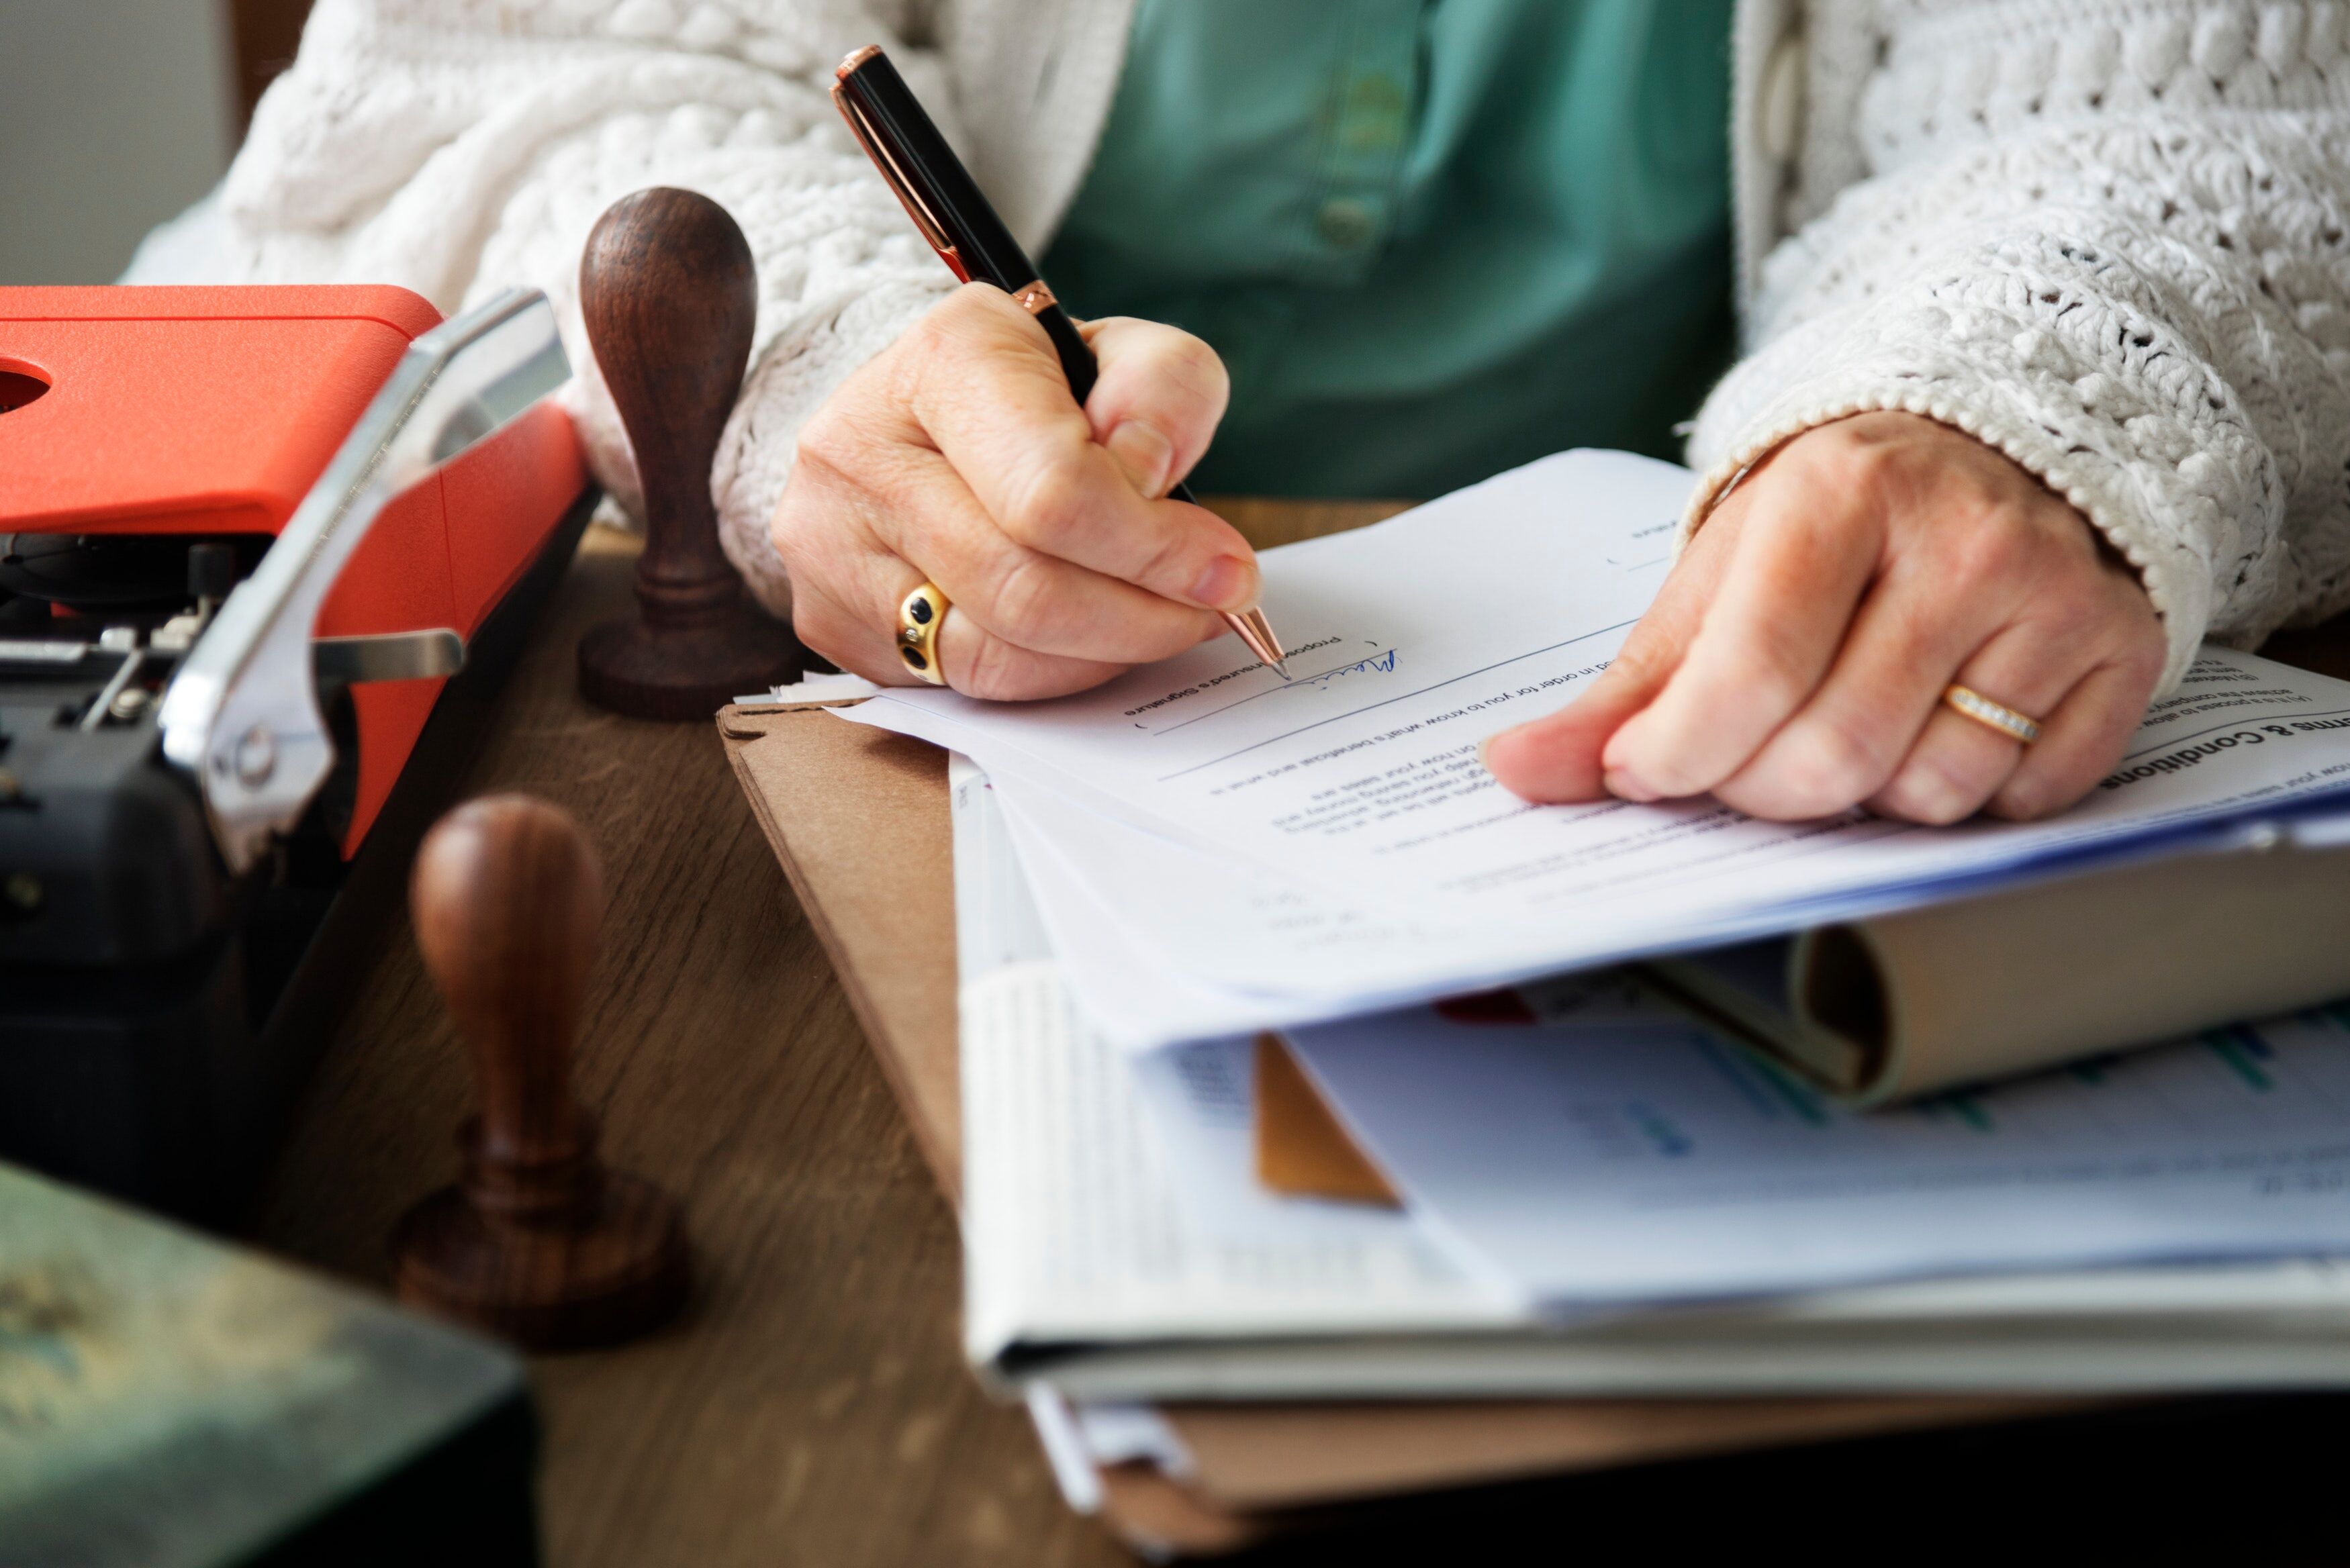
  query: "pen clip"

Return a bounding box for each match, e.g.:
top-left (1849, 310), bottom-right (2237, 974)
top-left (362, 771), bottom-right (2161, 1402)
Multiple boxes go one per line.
top-left (830, 81), bottom-right (969, 283)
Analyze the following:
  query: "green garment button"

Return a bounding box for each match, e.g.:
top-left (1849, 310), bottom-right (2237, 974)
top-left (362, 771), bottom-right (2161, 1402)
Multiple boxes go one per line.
top-left (1315, 197), bottom-right (1376, 249)
top-left (1341, 72), bottom-right (1409, 152)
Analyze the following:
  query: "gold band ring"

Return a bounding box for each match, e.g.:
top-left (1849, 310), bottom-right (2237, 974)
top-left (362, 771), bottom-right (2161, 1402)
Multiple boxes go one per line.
top-left (1943, 683), bottom-right (2041, 745)
top-left (896, 582), bottom-right (949, 685)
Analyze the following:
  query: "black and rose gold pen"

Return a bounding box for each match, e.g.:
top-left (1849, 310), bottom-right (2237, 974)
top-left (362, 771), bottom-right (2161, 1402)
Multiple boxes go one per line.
top-left (831, 44), bottom-right (1292, 679)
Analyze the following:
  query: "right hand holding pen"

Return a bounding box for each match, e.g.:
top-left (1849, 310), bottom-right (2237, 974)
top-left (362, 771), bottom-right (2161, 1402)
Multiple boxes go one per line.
top-left (772, 284), bottom-right (1258, 697)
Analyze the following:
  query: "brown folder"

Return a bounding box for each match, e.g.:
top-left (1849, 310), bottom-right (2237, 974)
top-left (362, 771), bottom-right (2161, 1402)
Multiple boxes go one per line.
top-left (717, 700), bottom-right (2060, 1556)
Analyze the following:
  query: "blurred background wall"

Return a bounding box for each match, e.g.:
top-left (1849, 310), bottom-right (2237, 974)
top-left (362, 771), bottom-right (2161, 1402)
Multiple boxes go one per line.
top-left (0, 0), bottom-right (314, 283)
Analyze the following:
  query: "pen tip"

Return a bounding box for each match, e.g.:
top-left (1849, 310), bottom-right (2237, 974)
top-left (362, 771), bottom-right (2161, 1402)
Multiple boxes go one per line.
top-left (1226, 605), bottom-right (1290, 679)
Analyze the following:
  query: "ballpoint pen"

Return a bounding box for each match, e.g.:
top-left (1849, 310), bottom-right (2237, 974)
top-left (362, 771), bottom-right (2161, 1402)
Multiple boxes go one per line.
top-left (831, 44), bottom-right (1292, 679)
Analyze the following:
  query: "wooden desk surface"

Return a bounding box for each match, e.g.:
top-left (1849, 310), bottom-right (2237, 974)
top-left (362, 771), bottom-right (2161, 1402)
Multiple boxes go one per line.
top-left (251, 501), bottom-right (1399, 1567)
top-left (256, 502), bottom-right (2350, 1564)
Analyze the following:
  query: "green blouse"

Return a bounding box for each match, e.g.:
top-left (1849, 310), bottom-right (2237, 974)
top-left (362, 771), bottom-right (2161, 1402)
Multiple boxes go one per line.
top-left (1041, 0), bottom-right (1736, 499)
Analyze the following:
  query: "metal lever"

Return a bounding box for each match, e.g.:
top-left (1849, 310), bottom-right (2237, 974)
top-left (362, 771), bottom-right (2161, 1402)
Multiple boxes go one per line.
top-left (313, 628), bottom-right (467, 686)
top-left (156, 289), bottom-right (569, 873)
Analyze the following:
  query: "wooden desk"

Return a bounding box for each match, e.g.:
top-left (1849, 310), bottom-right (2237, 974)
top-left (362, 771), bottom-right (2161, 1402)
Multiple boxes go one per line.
top-left (254, 505), bottom-right (2350, 1563)
top-left (250, 501), bottom-right (1397, 1567)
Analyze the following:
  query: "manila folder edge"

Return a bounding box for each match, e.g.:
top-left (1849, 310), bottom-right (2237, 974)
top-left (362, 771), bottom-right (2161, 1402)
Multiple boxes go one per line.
top-left (716, 701), bottom-right (2049, 1530)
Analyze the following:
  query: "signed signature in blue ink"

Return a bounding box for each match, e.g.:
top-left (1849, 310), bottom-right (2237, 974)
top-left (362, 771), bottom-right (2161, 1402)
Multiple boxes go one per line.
top-left (1292, 647), bottom-right (1398, 688)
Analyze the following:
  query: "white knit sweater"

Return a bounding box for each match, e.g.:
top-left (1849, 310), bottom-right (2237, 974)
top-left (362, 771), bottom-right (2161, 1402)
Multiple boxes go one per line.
top-left (154, 0), bottom-right (2350, 693)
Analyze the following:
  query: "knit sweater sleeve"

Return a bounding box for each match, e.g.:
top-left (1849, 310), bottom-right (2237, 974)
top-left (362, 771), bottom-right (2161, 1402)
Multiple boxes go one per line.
top-left (1689, 6), bottom-right (2350, 693)
top-left (205, 1), bottom-right (964, 616)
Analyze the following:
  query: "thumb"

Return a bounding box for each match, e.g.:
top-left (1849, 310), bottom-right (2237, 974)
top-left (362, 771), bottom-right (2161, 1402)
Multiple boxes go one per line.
top-left (1078, 317), bottom-right (1231, 499)
top-left (1482, 507), bottom-right (1741, 801)
top-left (1483, 652), bottom-right (1675, 803)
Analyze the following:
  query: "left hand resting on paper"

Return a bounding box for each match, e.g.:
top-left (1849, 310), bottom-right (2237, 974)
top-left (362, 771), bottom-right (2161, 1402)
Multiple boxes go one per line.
top-left (1482, 412), bottom-right (2166, 824)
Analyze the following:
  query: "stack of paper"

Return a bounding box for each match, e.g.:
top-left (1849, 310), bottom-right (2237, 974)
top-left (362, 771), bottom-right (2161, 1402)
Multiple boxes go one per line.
top-left (955, 754), bottom-right (2350, 1400)
top-left (851, 452), bottom-right (2350, 1052)
top-left (888, 452), bottom-right (2350, 1404)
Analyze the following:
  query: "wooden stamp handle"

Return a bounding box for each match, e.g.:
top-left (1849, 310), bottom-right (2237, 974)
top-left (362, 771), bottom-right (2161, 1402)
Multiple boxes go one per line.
top-left (574, 187), bottom-right (800, 718)
top-left (397, 793), bottom-right (690, 1349)
top-left (579, 187), bottom-right (758, 629)
top-left (410, 795), bottom-right (602, 1217)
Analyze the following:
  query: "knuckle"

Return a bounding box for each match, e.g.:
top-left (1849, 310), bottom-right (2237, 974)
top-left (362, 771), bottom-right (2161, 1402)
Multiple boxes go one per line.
top-left (932, 283), bottom-right (1003, 333)
top-left (1789, 723), bottom-right (1891, 813)
top-left (1133, 522), bottom-right (1205, 593)
top-left (767, 482), bottom-right (835, 574)
top-left (1158, 332), bottom-right (1230, 408)
top-left (983, 550), bottom-right (1062, 647)
top-left (1002, 452), bottom-right (1095, 549)
top-left (901, 298), bottom-right (963, 363)
top-left (1945, 511), bottom-right (2038, 590)
top-left (796, 368), bottom-right (908, 479)
top-left (1626, 747), bottom-right (1739, 808)
top-left (2038, 577), bottom-right (2110, 634)
top-left (1601, 660), bottom-right (1660, 703)
top-left (1801, 422), bottom-right (1900, 500)
top-left (955, 636), bottom-right (1021, 699)
top-left (954, 633), bottom-right (1054, 702)
top-left (1603, 637), bottom-right (1675, 689)
top-left (768, 480), bottom-right (808, 549)
top-left (793, 401), bottom-right (857, 476)
top-left (1631, 754), bottom-right (1707, 800)
top-left (1737, 624), bottom-right (1818, 714)
top-left (903, 289), bottom-right (1006, 375)
top-left (768, 516), bottom-right (810, 577)
top-left (1712, 771), bottom-right (1789, 821)
top-left (1746, 724), bottom-right (1884, 820)
top-left (1734, 783), bottom-right (1840, 824)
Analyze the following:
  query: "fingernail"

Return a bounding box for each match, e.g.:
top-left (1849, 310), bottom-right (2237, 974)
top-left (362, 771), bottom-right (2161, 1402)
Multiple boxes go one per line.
top-left (1603, 768), bottom-right (1658, 802)
top-left (1188, 554), bottom-right (1252, 611)
top-left (1106, 419), bottom-right (1176, 499)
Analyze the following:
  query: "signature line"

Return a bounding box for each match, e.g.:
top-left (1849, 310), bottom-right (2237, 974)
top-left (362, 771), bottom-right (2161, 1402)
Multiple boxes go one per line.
top-left (1152, 644), bottom-right (1394, 736)
top-left (1155, 620), bottom-right (1636, 783)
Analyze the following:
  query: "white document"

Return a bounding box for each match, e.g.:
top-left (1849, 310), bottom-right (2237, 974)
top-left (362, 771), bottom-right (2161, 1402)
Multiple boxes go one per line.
top-left (853, 450), bottom-right (2350, 1046)
top-left (952, 754), bottom-right (2350, 1399)
top-left (951, 756), bottom-right (1511, 1371)
top-left (1287, 983), bottom-right (2350, 1308)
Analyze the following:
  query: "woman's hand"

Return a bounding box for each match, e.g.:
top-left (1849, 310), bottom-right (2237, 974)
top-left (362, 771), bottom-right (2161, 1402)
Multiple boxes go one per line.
top-left (772, 283), bottom-right (1256, 699)
top-left (1483, 412), bottom-right (2167, 824)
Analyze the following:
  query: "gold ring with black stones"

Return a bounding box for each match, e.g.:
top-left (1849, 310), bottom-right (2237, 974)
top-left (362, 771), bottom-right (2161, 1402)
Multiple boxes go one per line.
top-left (1942, 683), bottom-right (2041, 745)
top-left (897, 582), bottom-right (949, 685)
